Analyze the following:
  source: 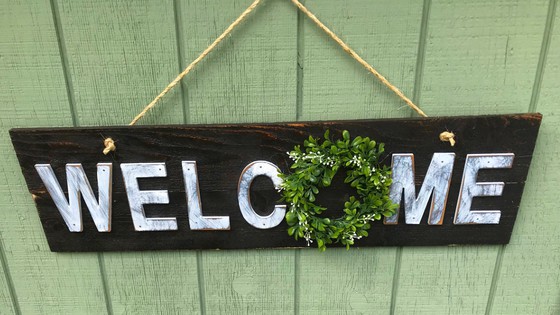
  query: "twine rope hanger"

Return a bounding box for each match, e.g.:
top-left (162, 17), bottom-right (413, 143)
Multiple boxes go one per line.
top-left (103, 0), bottom-right (455, 154)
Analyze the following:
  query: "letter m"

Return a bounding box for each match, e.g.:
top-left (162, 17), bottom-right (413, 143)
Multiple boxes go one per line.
top-left (385, 153), bottom-right (455, 225)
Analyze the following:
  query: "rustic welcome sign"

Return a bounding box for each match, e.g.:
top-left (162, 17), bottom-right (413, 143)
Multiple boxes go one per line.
top-left (10, 114), bottom-right (541, 252)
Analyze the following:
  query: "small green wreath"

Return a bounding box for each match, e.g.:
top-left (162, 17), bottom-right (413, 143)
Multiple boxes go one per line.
top-left (279, 130), bottom-right (398, 251)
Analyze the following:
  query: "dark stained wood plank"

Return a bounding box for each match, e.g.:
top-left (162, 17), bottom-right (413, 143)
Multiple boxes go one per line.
top-left (9, 113), bottom-right (542, 251)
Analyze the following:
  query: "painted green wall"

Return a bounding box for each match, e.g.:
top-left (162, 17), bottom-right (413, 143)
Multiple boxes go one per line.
top-left (0, 0), bottom-right (558, 314)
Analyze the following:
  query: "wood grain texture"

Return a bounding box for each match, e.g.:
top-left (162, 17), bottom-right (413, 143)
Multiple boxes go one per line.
top-left (55, 0), bottom-right (200, 313)
top-left (298, 1), bottom-right (423, 313)
top-left (1, 0), bottom-right (559, 314)
top-left (299, 248), bottom-right (397, 314)
top-left (0, 243), bottom-right (15, 315)
top-left (491, 4), bottom-right (560, 314)
top-left (393, 1), bottom-right (551, 314)
top-left (176, 0), bottom-right (298, 313)
top-left (419, 0), bottom-right (550, 116)
top-left (200, 250), bottom-right (294, 314)
top-left (396, 246), bottom-right (500, 315)
top-left (178, 0), bottom-right (297, 124)
top-left (58, 0), bottom-right (184, 126)
top-left (301, 0), bottom-right (424, 120)
top-left (102, 252), bottom-right (201, 314)
top-left (10, 115), bottom-right (542, 251)
top-left (0, 0), bottom-right (108, 314)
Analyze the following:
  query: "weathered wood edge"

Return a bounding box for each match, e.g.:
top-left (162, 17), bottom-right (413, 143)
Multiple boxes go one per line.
top-left (8, 113), bottom-right (543, 134)
top-left (8, 113), bottom-right (543, 252)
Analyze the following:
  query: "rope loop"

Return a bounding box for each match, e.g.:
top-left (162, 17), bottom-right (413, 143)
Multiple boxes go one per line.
top-left (102, 0), bottom-right (456, 152)
top-left (128, 0), bottom-right (427, 126)
top-left (103, 138), bottom-right (116, 155)
top-left (439, 131), bottom-right (456, 147)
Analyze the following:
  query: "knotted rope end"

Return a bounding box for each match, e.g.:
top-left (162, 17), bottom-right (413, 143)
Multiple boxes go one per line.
top-left (439, 131), bottom-right (456, 147)
top-left (103, 138), bottom-right (116, 155)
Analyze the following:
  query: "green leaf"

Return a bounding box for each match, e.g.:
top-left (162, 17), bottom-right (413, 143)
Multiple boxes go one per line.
top-left (281, 131), bottom-right (394, 251)
top-left (286, 211), bottom-right (297, 224)
top-left (311, 220), bottom-right (319, 229)
top-left (351, 136), bottom-right (362, 146)
top-left (288, 226), bottom-right (296, 236)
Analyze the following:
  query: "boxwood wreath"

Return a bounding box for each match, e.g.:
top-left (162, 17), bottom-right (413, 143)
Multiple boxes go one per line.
top-left (279, 130), bottom-right (398, 251)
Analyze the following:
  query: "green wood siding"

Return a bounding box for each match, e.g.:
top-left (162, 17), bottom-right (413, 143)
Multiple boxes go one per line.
top-left (0, 0), bottom-right (558, 314)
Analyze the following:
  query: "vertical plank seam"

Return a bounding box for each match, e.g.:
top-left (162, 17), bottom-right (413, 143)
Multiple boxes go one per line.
top-left (294, 2), bottom-right (305, 313)
top-left (172, 1), bottom-right (208, 312)
top-left (389, 247), bottom-right (403, 315)
top-left (411, 0), bottom-right (432, 112)
top-left (484, 246), bottom-right (505, 315)
top-left (51, 2), bottom-right (114, 313)
top-left (173, 0), bottom-right (205, 312)
top-left (390, 2), bottom-right (431, 313)
top-left (173, 0), bottom-right (190, 124)
top-left (485, 3), bottom-right (558, 313)
top-left (293, 250), bottom-right (301, 315)
top-left (529, 0), bottom-right (558, 112)
top-left (49, 0), bottom-right (78, 126)
top-left (97, 253), bottom-right (114, 315)
top-left (295, 0), bottom-right (305, 121)
top-left (486, 3), bottom-right (557, 313)
top-left (0, 233), bottom-right (21, 315)
top-left (196, 252), bottom-right (207, 315)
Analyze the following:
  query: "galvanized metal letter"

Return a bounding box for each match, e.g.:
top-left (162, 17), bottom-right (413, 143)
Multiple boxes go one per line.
top-left (120, 163), bottom-right (177, 231)
top-left (35, 163), bottom-right (112, 232)
top-left (454, 153), bottom-right (514, 224)
top-left (238, 161), bottom-right (286, 229)
top-left (385, 153), bottom-right (455, 225)
top-left (182, 161), bottom-right (230, 230)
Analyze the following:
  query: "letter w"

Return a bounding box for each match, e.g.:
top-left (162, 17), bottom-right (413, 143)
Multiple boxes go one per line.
top-left (35, 163), bottom-right (112, 232)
